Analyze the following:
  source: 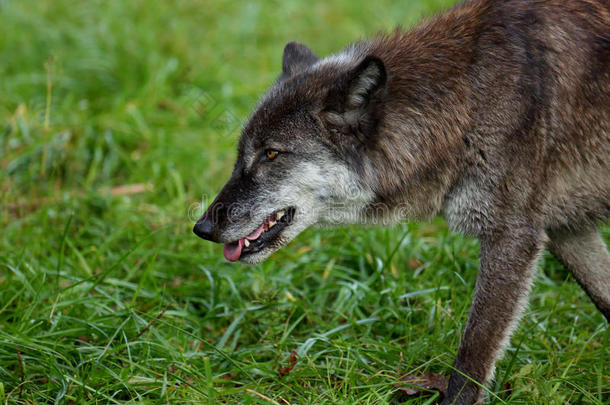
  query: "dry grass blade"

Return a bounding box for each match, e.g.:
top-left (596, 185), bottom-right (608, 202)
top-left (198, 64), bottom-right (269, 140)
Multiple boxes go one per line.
top-left (245, 388), bottom-right (281, 405)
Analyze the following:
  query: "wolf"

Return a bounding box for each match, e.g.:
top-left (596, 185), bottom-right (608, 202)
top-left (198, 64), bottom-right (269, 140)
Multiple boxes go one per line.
top-left (193, 0), bottom-right (609, 403)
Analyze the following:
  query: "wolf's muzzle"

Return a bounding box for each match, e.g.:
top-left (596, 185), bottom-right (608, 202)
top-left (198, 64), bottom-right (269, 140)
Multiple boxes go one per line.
top-left (193, 217), bottom-right (215, 242)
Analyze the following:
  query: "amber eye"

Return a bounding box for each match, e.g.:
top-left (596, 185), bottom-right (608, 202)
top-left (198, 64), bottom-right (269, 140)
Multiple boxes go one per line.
top-left (265, 150), bottom-right (279, 160)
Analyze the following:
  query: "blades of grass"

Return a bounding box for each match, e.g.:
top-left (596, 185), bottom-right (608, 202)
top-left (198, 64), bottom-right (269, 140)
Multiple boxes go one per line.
top-left (145, 314), bottom-right (257, 384)
top-left (55, 214), bottom-right (73, 288)
top-left (63, 375), bottom-right (122, 404)
top-left (493, 332), bottom-right (525, 402)
top-left (129, 250), bottom-right (159, 307)
top-left (422, 392), bottom-right (441, 405)
top-left (279, 312), bottom-right (307, 345)
top-left (382, 225), bottom-right (412, 271)
top-left (66, 238), bottom-right (92, 277)
top-left (400, 286), bottom-right (449, 300)
top-left (298, 317), bottom-right (380, 357)
top-left (85, 228), bottom-right (161, 295)
top-left (216, 310), bottom-right (246, 350)
top-left (96, 317), bottom-right (130, 362)
top-left (199, 265), bottom-right (216, 310)
top-left (0, 284), bottom-right (27, 314)
top-left (204, 356), bottom-right (215, 405)
top-left (596, 344), bottom-right (605, 402)
top-left (549, 326), bottom-right (603, 398)
top-left (552, 377), bottom-right (603, 404)
top-left (40, 56), bottom-right (53, 178)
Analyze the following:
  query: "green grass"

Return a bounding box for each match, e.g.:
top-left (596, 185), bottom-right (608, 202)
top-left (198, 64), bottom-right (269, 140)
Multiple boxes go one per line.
top-left (0, 0), bottom-right (608, 403)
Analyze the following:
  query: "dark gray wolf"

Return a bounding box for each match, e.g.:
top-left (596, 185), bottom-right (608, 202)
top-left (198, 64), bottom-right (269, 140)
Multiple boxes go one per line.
top-left (193, 0), bottom-right (609, 402)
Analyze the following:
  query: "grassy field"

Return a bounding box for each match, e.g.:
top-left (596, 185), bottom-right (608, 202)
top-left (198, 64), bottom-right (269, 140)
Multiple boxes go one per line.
top-left (1, 0), bottom-right (608, 403)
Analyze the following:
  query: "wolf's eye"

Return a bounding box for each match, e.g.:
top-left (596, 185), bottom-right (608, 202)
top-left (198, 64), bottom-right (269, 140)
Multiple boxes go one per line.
top-left (265, 150), bottom-right (279, 161)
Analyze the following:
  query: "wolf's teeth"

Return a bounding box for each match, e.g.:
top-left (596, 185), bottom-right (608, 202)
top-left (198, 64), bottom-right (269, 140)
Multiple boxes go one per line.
top-left (269, 220), bottom-right (276, 228)
top-left (244, 239), bottom-right (250, 247)
top-left (276, 210), bottom-right (285, 220)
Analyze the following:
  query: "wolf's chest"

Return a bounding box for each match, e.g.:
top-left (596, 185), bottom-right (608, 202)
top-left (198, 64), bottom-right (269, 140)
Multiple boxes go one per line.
top-left (441, 176), bottom-right (495, 237)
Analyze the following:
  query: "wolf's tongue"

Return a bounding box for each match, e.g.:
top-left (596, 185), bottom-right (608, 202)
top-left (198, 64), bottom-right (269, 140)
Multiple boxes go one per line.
top-left (224, 223), bottom-right (266, 261)
top-left (246, 223), bottom-right (265, 240)
top-left (224, 239), bottom-right (243, 262)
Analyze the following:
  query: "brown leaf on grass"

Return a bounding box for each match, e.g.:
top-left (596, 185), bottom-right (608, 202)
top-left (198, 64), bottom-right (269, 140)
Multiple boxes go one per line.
top-left (107, 183), bottom-right (153, 196)
top-left (16, 348), bottom-right (24, 397)
top-left (75, 335), bottom-right (91, 343)
top-left (408, 258), bottom-right (423, 270)
top-left (278, 349), bottom-right (298, 377)
top-left (396, 372), bottom-right (449, 400)
top-left (502, 381), bottom-right (513, 398)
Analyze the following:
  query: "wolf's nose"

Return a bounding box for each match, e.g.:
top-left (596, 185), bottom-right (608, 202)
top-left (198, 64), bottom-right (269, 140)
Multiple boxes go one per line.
top-left (193, 217), bottom-right (215, 241)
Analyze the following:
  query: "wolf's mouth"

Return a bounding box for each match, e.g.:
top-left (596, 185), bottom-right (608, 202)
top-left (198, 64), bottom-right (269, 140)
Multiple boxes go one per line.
top-left (223, 207), bottom-right (296, 262)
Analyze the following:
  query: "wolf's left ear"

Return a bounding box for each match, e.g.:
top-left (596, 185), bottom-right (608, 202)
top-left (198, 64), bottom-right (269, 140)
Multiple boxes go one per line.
top-left (322, 56), bottom-right (387, 139)
top-left (281, 41), bottom-right (319, 79)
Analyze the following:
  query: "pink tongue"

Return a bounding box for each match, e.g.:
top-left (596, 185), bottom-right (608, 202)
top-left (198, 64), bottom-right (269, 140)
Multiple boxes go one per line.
top-left (223, 223), bottom-right (267, 262)
top-left (246, 223), bottom-right (265, 240)
top-left (224, 239), bottom-right (244, 262)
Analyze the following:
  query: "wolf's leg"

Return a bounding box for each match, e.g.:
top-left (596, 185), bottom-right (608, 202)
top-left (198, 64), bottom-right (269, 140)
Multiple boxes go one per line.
top-left (547, 226), bottom-right (610, 321)
top-left (442, 224), bottom-right (543, 405)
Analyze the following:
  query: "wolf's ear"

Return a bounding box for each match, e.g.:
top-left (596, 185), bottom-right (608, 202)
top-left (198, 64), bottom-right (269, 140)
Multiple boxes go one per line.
top-left (281, 41), bottom-right (318, 79)
top-left (322, 56), bottom-right (387, 140)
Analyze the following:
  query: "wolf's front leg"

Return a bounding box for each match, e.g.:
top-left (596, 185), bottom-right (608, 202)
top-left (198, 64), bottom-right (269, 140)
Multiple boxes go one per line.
top-left (442, 225), bottom-right (543, 404)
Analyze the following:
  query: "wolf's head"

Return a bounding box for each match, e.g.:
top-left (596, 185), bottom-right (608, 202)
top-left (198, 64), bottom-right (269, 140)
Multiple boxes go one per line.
top-left (194, 42), bottom-right (392, 263)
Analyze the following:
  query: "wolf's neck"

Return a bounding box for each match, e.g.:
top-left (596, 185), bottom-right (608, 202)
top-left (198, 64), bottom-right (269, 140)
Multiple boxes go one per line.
top-left (368, 0), bottom-right (486, 120)
top-left (357, 1), bottom-right (488, 219)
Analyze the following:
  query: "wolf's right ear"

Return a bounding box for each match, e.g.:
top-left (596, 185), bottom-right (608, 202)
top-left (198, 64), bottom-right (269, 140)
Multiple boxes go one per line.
top-left (322, 56), bottom-right (387, 141)
top-left (280, 41), bottom-right (319, 79)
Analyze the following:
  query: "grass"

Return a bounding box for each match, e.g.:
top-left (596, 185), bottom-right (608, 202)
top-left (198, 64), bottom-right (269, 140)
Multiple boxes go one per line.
top-left (0, 0), bottom-right (608, 403)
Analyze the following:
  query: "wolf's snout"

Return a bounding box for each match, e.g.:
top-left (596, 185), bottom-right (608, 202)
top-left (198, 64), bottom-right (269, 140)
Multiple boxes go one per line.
top-left (193, 217), bottom-right (216, 242)
top-left (194, 197), bottom-right (229, 242)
